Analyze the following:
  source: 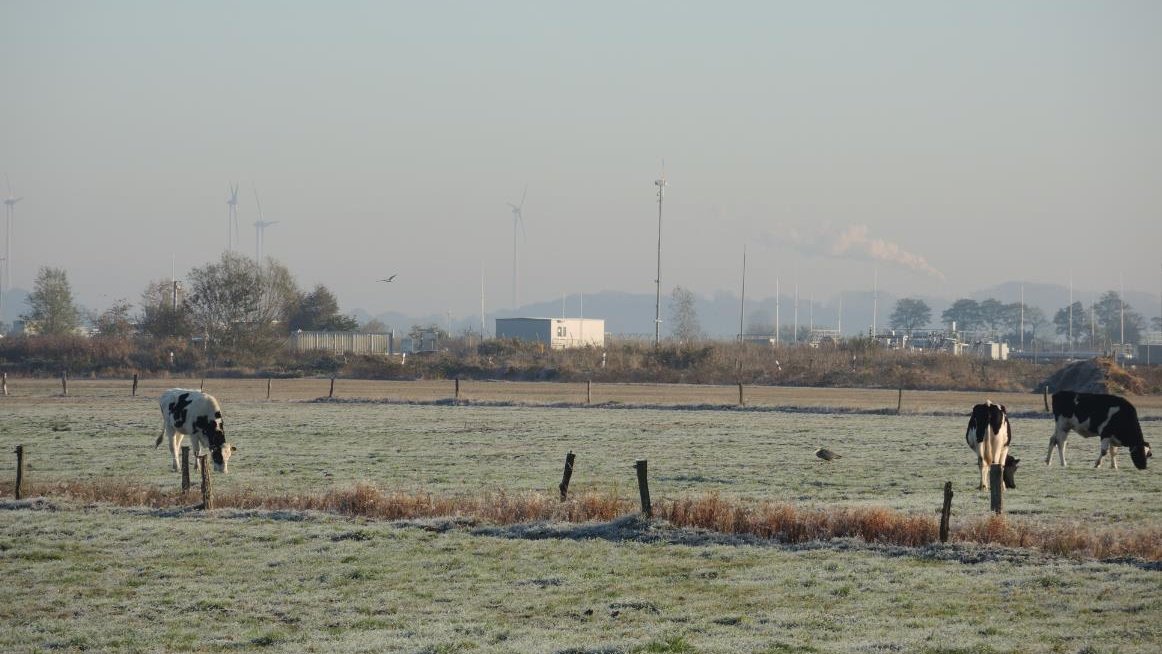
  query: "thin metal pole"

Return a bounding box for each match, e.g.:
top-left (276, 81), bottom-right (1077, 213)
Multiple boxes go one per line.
top-left (653, 167), bottom-right (666, 346)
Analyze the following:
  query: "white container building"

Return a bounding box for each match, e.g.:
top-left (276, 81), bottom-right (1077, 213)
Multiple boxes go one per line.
top-left (495, 318), bottom-right (605, 349)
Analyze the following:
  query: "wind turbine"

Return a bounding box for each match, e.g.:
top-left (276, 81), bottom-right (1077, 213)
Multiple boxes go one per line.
top-left (508, 185), bottom-right (527, 310)
top-left (3, 175), bottom-right (23, 292)
top-left (225, 182), bottom-right (240, 251)
top-left (252, 186), bottom-right (278, 261)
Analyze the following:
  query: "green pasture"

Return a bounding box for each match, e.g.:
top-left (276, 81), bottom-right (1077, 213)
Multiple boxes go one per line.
top-left (1, 388), bottom-right (1161, 652)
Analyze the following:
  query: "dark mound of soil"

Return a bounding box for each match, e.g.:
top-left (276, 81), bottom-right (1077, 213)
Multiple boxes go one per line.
top-left (1039, 357), bottom-right (1146, 395)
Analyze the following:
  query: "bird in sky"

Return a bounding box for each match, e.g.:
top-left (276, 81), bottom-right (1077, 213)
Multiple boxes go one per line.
top-left (379, 274), bottom-right (398, 283)
top-left (815, 448), bottom-right (842, 462)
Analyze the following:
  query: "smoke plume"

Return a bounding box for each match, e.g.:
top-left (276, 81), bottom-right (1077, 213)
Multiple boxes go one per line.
top-left (767, 224), bottom-right (945, 280)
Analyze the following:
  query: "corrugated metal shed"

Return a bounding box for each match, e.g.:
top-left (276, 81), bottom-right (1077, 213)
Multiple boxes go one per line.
top-left (288, 331), bottom-right (391, 355)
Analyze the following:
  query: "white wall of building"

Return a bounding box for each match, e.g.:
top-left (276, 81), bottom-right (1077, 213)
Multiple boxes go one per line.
top-left (496, 318), bottom-right (605, 349)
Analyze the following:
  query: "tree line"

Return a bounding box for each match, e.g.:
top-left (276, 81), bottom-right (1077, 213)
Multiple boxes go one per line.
top-left (12, 253), bottom-right (367, 366)
top-left (889, 294), bottom-right (1156, 349)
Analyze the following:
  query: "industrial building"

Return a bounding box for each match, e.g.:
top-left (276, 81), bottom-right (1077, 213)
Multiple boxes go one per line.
top-left (495, 318), bottom-right (605, 349)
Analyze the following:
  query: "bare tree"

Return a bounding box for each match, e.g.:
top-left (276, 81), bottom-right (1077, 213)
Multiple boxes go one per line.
top-left (668, 286), bottom-right (702, 344)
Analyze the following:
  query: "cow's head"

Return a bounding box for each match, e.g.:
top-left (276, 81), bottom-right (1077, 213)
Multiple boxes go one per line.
top-left (1002, 455), bottom-right (1020, 489)
top-left (194, 411), bottom-right (235, 474)
top-left (211, 442), bottom-right (237, 474)
top-left (1130, 442), bottom-right (1152, 470)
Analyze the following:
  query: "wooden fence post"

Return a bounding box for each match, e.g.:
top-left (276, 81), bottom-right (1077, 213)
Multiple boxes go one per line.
top-left (200, 455), bottom-right (213, 510)
top-left (2, 372), bottom-right (8, 396)
top-left (635, 459), bottom-right (652, 518)
top-left (1043, 386), bottom-right (1050, 412)
top-left (738, 382), bottom-right (745, 407)
top-left (14, 445), bottom-right (25, 500)
top-left (939, 481), bottom-right (953, 543)
top-left (329, 376), bottom-right (335, 399)
top-left (559, 451), bottom-right (576, 501)
top-left (199, 378), bottom-right (205, 391)
top-left (586, 380), bottom-right (592, 405)
top-left (266, 378), bottom-right (272, 400)
top-left (131, 373), bottom-right (138, 397)
top-left (454, 378), bottom-right (460, 402)
top-left (897, 388), bottom-right (903, 414)
top-left (181, 446), bottom-right (191, 493)
top-left (60, 370), bottom-right (68, 397)
top-left (989, 465), bottom-right (1004, 514)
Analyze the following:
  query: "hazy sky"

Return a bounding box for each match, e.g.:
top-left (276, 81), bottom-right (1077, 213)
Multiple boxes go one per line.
top-left (2, 1), bottom-right (1160, 321)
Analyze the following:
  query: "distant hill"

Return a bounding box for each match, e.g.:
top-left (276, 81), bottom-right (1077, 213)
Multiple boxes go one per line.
top-left (354, 281), bottom-right (1160, 340)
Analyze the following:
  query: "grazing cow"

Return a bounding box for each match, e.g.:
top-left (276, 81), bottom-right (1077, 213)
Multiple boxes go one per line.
top-left (155, 388), bottom-right (236, 473)
top-left (965, 401), bottom-right (1016, 490)
top-left (1046, 391), bottom-right (1152, 470)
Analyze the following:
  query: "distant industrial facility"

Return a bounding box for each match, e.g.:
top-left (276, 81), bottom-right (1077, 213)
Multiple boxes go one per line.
top-left (496, 318), bottom-right (605, 349)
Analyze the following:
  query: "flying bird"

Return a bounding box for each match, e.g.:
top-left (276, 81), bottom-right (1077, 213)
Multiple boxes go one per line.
top-left (379, 274), bottom-right (398, 283)
top-left (815, 448), bottom-right (842, 462)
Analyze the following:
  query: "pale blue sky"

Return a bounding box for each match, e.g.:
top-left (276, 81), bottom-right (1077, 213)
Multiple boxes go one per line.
top-left (2, 1), bottom-right (1160, 320)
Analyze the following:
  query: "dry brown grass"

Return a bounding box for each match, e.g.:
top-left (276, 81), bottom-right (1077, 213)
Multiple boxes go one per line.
top-left (6, 479), bottom-right (1160, 561)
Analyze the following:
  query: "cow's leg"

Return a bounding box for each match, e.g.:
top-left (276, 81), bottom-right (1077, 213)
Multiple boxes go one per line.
top-left (1095, 439), bottom-right (1113, 469)
top-left (168, 428), bottom-right (182, 472)
top-left (1109, 445), bottom-right (1118, 469)
top-left (975, 446), bottom-right (988, 490)
top-left (1046, 426), bottom-right (1068, 467)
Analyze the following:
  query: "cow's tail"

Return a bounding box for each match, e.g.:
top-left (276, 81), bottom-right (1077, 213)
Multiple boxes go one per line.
top-left (155, 431), bottom-right (163, 448)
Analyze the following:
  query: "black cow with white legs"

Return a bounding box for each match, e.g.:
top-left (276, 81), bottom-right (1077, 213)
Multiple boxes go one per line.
top-left (1046, 391), bottom-right (1152, 470)
top-left (155, 388), bottom-right (236, 473)
top-left (965, 401), bottom-right (1018, 490)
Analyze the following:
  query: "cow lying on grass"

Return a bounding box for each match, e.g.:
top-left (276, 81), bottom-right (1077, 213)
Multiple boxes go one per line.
top-left (965, 401), bottom-right (1018, 490)
top-left (1046, 391), bottom-right (1152, 470)
top-left (155, 388), bottom-right (236, 473)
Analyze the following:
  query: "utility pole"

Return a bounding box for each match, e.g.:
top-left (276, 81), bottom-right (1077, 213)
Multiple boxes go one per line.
top-left (653, 164), bottom-right (667, 347)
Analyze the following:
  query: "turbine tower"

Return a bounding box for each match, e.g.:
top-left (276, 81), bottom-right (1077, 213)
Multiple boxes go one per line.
top-left (508, 185), bottom-right (527, 310)
top-left (253, 186), bottom-right (278, 261)
top-left (226, 182), bottom-right (240, 251)
top-left (3, 175), bottom-right (23, 293)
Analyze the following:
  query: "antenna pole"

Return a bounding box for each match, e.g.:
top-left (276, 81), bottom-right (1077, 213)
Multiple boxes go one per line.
top-left (775, 276), bottom-right (780, 344)
top-left (653, 165), bottom-right (667, 347)
top-left (738, 245), bottom-right (747, 343)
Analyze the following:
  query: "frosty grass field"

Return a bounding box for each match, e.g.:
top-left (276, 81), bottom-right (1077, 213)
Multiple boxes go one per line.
top-left (2, 378), bottom-right (1160, 653)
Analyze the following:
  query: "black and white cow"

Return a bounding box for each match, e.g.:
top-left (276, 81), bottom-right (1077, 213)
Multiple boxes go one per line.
top-left (965, 401), bottom-right (1018, 490)
top-left (155, 388), bottom-right (236, 473)
top-left (1046, 391), bottom-right (1151, 470)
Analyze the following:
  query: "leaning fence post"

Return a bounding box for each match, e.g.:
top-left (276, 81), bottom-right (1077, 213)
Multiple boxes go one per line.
top-left (181, 446), bottom-right (191, 493)
top-left (989, 465), bottom-right (1004, 514)
top-left (2, 371), bottom-right (8, 396)
top-left (60, 370), bottom-right (68, 396)
top-left (940, 481), bottom-right (953, 543)
top-left (266, 378), bottom-right (272, 400)
top-left (559, 451), bottom-right (576, 501)
top-left (131, 373), bottom-right (138, 397)
top-left (635, 459), bottom-right (652, 518)
top-left (199, 378), bottom-right (205, 391)
top-left (897, 387), bottom-right (903, 414)
top-left (329, 376), bottom-right (335, 399)
top-left (738, 382), bottom-right (745, 407)
top-left (200, 455), bottom-right (213, 510)
top-left (14, 445), bottom-right (25, 500)
top-left (1043, 386), bottom-right (1050, 412)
